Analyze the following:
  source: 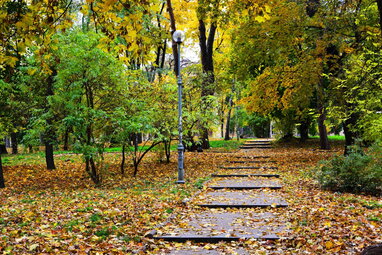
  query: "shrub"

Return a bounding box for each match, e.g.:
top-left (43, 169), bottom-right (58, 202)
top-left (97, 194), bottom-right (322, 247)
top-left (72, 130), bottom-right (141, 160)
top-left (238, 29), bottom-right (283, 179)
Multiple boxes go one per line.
top-left (314, 143), bottom-right (382, 195)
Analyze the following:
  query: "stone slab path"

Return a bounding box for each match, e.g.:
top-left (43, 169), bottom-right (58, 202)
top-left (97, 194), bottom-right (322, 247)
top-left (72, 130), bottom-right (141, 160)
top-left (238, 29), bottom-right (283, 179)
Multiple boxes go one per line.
top-left (220, 166), bottom-right (278, 170)
top-left (152, 138), bottom-right (289, 245)
top-left (153, 210), bottom-right (286, 241)
top-left (196, 190), bottom-right (288, 208)
top-left (208, 178), bottom-right (282, 189)
top-left (239, 139), bottom-right (273, 149)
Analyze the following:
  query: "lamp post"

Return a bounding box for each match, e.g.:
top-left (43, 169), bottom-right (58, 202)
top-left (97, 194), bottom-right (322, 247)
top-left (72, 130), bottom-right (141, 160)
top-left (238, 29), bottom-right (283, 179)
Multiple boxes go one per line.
top-left (173, 30), bottom-right (185, 184)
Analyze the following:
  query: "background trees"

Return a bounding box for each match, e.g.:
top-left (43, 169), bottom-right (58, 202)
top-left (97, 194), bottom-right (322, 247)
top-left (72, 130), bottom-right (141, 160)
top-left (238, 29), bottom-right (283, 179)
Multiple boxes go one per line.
top-left (0, 0), bottom-right (381, 188)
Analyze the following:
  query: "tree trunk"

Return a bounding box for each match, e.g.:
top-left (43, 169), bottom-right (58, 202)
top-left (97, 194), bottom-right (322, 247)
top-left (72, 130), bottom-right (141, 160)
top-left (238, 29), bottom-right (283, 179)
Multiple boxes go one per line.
top-left (43, 72), bottom-right (56, 170)
top-left (224, 107), bottom-right (232, 141)
top-left (343, 114), bottom-right (358, 155)
top-left (299, 118), bottom-right (310, 142)
top-left (0, 153), bottom-right (5, 188)
top-left (63, 128), bottom-right (69, 151)
top-left (86, 157), bottom-right (100, 185)
top-left (318, 106), bottom-right (330, 150)
top-left (221, 121), bottom-right (224, 138)
top-left (10, 132), bottom-right (18, 154)
top-left (45, 143), bottom-right (56, 170)
top-left (121, 144), bottom-right (125, 175)
top-left (376, 0), bottom-right (382, 34)
top-left (198, 19), bottom-right (217, 149)
top-left (0, 144), bottom-right (7, 154)
top-left (164, 140), bottom-right (171, 163)
top-left (166, 0), bottom-right (179, 75)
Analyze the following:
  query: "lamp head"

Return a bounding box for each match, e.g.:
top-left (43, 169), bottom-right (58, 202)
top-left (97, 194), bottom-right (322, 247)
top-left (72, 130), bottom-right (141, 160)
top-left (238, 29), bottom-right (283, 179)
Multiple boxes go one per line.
top-left (173, 30), bottom-right (185, 43)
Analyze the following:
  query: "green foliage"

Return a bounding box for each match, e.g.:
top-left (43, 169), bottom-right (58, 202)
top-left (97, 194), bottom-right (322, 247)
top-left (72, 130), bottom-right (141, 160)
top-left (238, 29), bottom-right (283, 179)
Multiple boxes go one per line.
top-left (314, 144), bottom-right (382, 195)
top-left (246, 113), bottom-right (270, 138)
top-left (330, 48), bottom-right (382, 143)
top-left (182, 64), bottom-right (218, 143)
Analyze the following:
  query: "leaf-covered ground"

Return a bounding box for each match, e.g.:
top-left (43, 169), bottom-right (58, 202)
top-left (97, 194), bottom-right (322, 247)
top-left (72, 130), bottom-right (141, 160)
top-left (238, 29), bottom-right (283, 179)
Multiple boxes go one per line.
top-left (1, 140), bottom-right (381, 254)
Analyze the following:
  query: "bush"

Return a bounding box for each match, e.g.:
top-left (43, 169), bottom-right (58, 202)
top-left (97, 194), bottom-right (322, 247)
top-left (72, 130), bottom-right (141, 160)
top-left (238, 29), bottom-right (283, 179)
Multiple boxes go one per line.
top-left (314, 143), bottom-right (382, 195)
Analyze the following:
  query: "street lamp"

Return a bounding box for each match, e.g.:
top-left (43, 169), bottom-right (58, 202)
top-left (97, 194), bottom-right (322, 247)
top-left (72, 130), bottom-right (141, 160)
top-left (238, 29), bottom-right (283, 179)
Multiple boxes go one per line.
top-left (173, 30), bottom-right (185, 184)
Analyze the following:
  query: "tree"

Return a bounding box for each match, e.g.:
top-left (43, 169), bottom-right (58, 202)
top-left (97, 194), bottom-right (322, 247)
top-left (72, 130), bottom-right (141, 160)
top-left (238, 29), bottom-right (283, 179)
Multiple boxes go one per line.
top-left (53, 30), bottom-right (127, 184)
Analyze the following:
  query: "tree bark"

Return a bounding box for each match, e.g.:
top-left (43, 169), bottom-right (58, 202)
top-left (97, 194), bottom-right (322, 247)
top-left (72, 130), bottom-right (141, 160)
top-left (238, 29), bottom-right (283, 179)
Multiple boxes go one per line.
top-left (10, 132), bottom-right (18, 154)
top-left (343, 113), bottom-right (358, 155)
top-left (45, 143), bottom-right (56, 170)
top-left (43, 72), bottom-right (56, 170)
top-left (199, 19), bottom-right (217, 149)
top-left (376, 0), bottom-right (382, 34)
top-left (224, 96), bottom-right (233, 141)
top-left (0, 153), bottom-right (5, 188)
top-left (164, 140), bottom-right (171, 163)
top-left (299, 118), bottom-right (310, 142)
top-left (86, 157), bottom-right (100, 185)
top-left (63, 128), bottom-right (70, 151)
top-left (318, 106), bottom-right (330, 150)
top-left (166, 0), bottom-right (179, 75)
top-left (121, 144), bottom-right (125, 175)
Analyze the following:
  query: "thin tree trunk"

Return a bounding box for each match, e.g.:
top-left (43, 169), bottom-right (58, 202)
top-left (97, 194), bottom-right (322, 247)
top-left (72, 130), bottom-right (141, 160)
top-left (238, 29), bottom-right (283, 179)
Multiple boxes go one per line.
top-left (318, 106), bottom-right (330, 150)
top-left (63, 128), bottom-right (69, 151)
top-left (343, 113), bottom-right (358, 155)
top-left (121, 144), bottom-right (125, 175)
top-left (224, 107), bottom-right (232, 141)
top-left (10, 132), bottom-right (18, 154)
top-left (86, 157), bottom-right (100, 185)
top-left (45, 143), bottom-right (56, 170)
top-left (224, 96), bottom-right (233, 141)
top-left (0, 153), bottom-right (5, 188)
top-left (299, 118), bottom-right (310, 142)
top-left (164, 140), bottom-right (171, 163)
top-left (43, 72), bottom-right (57, 170)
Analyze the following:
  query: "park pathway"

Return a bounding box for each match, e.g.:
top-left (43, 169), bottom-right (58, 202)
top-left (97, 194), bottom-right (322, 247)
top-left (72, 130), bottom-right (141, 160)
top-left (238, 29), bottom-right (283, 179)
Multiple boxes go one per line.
top-left (149, 139), bottom-right (289, 254)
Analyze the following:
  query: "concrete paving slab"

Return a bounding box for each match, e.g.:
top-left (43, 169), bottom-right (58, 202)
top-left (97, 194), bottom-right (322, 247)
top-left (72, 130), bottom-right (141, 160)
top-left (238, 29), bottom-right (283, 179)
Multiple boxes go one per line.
top-left (208, 178), bottom-right (282, 190)
top-left (220, 166), bottom-right (278, 170)
top-left (154, 210), bottom-right (287, 241)
top-left (196, 190), bottom-right (288, 208)
top-left (211, 173), bottom-right (280, 178)
top-left (166, 247), bottom-right (249, 254)
top-left (228, 160), bottom-right (277, 163)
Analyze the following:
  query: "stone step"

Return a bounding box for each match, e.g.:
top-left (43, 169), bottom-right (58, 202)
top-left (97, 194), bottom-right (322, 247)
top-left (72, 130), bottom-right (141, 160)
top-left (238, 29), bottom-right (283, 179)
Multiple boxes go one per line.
top-left (212, 173), bottom-right (280, 178)
top-left (228, 160), bottom-right (277, 164)
top-left (239, 146), bottom-right (272, 149)
top-left (152, 210), bottom-right (286, 242)
top-left (244, 142), bottom-right (271, 146)
top-left (234, 156), bottom-right (271, 159)
top-left (220, 166), bottom-right (278, 170)
top-left (196, 190), bottom-right (288, 208)
top-left (166, 248), bottom-right (249, 255)
top-left (208, 179), bottom-right (282, 190)
top-left (246, 139), bottom-right (273, 142)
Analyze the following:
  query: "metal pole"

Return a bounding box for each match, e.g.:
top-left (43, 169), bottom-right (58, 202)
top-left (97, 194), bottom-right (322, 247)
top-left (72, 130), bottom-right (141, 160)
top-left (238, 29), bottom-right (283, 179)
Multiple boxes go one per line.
top-left (176, 42), bottom-right (185, 184)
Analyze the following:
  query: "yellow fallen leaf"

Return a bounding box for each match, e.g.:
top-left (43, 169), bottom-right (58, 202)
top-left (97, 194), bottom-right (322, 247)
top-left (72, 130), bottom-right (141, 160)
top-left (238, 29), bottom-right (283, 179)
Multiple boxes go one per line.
top-left (325, 241), bottom-right (334, 249)
top-left (29, 243), bottom-right (39, 251)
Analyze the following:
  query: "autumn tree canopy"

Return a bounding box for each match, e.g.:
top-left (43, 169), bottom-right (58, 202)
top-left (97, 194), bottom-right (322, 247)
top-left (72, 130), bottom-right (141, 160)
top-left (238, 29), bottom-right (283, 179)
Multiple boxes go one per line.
top-left (0, 0), bottom-right (381, 187)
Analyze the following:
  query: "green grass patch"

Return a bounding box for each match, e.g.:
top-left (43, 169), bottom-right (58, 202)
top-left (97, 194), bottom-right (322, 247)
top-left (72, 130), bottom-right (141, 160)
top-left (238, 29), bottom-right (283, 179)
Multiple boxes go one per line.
top-left (209, 139), bottom-right (243, 150)
top-left (194, 176), bottom-right (211, 189)
top-left (309, 135), bottom-right (345, 141)
top-left (89, 213), bottom-right (103, 222)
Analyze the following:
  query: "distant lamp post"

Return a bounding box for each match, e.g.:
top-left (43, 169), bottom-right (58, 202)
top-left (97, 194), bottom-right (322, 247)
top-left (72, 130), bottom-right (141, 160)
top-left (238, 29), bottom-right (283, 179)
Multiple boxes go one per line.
top-left (173, 30), bottom-right (185, 184)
